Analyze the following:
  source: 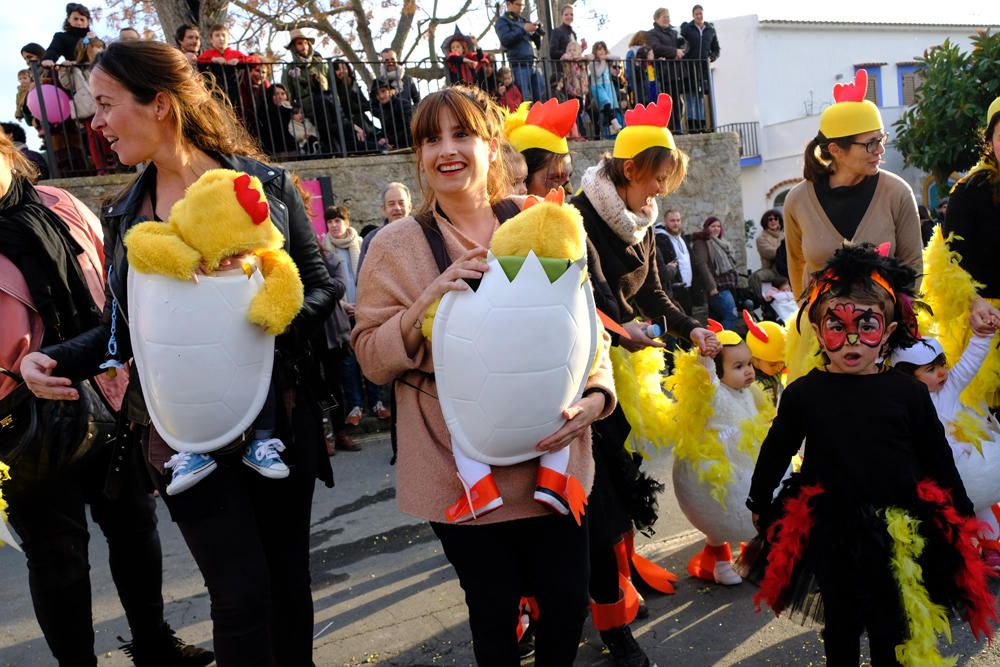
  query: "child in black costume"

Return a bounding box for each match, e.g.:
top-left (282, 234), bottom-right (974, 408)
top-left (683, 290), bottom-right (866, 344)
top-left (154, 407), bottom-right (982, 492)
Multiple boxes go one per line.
top-left (741, 243), bottom-right (996, 665)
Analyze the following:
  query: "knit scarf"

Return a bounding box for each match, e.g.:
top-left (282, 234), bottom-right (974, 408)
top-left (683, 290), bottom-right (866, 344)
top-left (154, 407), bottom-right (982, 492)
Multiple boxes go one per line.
top-left (580, 163), bottom-right (658, 244)
top-left (321, 227), bottom-right (361, 273)
top-left (707, 235), bottom-right (736, 277)
top-left (0, 176), bottom-right (101, 346)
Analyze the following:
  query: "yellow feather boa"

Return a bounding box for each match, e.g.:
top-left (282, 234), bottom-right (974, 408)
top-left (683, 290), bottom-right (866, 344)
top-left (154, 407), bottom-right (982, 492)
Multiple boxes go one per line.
top-left (0, 461), bottom-right (10, 547)
top-left (661, 348), bottom-right (775, 507)
top-left (921, 227), bottom-right (1000, 409)
top-left (785, 309), bottom-right (822, 384)
top-left (950, 407), bottom-right (989, 457)
top-left (608, 346), bottom-right (675, 456)
top-left (885, 508), bottom-right (956, 666)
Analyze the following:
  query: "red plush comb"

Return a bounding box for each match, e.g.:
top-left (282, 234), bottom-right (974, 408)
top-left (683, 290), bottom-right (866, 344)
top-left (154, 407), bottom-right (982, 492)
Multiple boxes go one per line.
top-left (743, 310), bottom-right (769, 343)
top-left (833, 69), bottom-right (868, 104)
top-left (233, 173), bottom-right (269, 225)
top-left (707, 318), bottom-right (723, 333)
top-left (876, 241), bottom-right (891, 257)
top-left (623, 93), bottom-right (672, 129)
top-left (525, 98), bottom-right (580, 139)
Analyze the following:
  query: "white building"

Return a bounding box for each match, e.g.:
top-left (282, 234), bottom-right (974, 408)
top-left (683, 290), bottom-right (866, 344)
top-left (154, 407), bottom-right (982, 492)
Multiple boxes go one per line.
top-left (709, 16), bottom-right (996, 268)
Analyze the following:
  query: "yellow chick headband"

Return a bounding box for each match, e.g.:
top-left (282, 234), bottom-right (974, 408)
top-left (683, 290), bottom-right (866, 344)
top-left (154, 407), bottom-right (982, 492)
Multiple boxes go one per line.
top-left (988, 96), bottom-right (1000, 126)
top-left (613, 93), bottom-right (677, 159)
top-left (819, 69), bottom-right (883, 139)
top-left (743, 311), bottom-right (786, 363)
top-left (504, 98), bottom-right (580, 155)
top-left (706, 318), bottom-right (743, 347)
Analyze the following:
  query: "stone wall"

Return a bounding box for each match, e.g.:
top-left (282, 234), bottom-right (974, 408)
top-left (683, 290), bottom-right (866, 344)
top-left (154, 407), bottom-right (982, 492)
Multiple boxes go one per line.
top-left (48, 131), bottom-right (747, 269)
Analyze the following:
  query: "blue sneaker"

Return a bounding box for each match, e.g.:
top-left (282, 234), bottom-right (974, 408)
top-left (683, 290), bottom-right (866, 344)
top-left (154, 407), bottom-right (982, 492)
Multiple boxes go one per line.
top-left (164, 451), bottom-right (217, 495)
top-left (243, 438), bottom-right (290, 479)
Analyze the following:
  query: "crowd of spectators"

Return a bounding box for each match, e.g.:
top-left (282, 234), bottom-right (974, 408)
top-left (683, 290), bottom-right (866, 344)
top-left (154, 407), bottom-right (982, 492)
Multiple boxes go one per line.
top-left (10, 4), bottom-right (723, 177)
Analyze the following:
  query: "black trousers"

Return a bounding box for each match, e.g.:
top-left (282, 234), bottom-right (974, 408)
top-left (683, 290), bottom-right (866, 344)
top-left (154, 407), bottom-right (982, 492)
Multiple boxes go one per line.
top-left (6, 444), bottom-right (168, 667)
top-left (819, 563), bottom-right (906, 666)
top-left (432, 514), bottom-right (590, 666)
top-left (147, 396), bottom-right (321, 667)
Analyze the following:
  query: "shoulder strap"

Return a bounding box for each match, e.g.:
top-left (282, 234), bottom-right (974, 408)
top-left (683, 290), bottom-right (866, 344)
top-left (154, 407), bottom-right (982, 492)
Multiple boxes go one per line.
top-left (415, 210), bottom-right (452, 275)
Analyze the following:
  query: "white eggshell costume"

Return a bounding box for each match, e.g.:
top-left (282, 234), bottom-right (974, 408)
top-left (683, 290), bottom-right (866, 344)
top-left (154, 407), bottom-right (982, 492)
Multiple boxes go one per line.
top-left (128, 264), bottom-right (274, 453)
top-left (673, 367), bottom-right (760, 546)
top-left (432, 250), bottom-right (597, 465)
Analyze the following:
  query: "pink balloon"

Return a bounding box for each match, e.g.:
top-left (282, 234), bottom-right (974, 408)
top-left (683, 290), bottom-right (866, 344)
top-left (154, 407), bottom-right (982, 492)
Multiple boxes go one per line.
top-left (27, 84), bottom-right (73, 124)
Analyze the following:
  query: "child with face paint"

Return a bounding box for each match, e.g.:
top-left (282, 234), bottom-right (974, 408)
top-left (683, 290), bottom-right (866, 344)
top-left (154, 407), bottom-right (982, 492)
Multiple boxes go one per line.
top-left (742, 243), bottom-right (995, 666)
top-left (891, 316), bottom-right (1000, 568)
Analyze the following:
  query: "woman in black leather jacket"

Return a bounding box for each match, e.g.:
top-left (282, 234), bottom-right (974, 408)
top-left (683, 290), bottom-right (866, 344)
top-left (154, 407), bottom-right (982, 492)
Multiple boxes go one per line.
top-left (20, 40), bottom-right (336, 667)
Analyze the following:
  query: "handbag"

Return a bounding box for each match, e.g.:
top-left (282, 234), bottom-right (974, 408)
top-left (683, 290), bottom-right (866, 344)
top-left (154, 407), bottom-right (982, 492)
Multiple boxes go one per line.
top-left (0, 367), bottom-right (117, 481)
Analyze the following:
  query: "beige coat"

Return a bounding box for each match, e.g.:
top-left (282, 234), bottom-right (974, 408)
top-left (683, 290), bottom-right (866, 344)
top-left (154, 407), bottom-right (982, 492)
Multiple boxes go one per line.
top-left (755, 228), bottom-right (783, 272)
top-left (784, 171), bottom-right (922, 295)
top-left (353, 210), bottom-right (617, 524)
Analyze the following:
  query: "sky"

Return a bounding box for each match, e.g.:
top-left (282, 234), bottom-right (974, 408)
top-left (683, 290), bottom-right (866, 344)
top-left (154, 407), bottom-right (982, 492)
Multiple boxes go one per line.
top-left (4, 0), bottom-right (1000, 151)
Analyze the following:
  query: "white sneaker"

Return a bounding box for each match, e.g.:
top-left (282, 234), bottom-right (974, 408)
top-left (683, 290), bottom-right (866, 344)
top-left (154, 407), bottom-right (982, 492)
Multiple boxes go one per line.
top-left (164, 451), bottom-right (217, 495)
top-left (713, 560), bottom-right (743, 586)
top-left (242, 438), bottom-right (290, 479)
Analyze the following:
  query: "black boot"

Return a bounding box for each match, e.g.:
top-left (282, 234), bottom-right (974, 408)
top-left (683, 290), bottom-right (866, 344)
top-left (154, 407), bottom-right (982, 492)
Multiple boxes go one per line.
top-left (600, 625), bottom-right (651, 667)
top-left (119, 627), bottom-right (214, 667)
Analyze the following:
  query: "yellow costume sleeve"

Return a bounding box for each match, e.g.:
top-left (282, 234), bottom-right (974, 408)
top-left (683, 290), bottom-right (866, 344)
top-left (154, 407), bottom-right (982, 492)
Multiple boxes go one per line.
top-left (248, 249), bottom-right (304, 334)
top-left (123, 221), bottom-right (201, 280)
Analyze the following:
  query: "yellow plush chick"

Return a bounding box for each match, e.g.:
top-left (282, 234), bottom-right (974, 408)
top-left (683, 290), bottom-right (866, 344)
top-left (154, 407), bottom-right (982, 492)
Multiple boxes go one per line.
top-left (124, 169), bottom-right (304, 334)
top-left (490, 188), bottom-right (585, 261)
top-left (421, 189), bottom-right (586, 339)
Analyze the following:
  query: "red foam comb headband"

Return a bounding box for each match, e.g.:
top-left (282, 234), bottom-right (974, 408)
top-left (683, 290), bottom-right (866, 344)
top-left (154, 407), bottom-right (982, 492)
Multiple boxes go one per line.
top-left (233, 173), bottom-right (269, 225)
top-left (743, 310), bottom-right (769, 343)
top-left (833, 69), bottom-right (868, 104)
top-left (707, 318), bottom-right (723, 333)
top-left (525, 98), bottom-right (580, 139)
top-left (624, 93), bottom-right (672, 129)
top-left (521, 188), bottom-right (566, 212)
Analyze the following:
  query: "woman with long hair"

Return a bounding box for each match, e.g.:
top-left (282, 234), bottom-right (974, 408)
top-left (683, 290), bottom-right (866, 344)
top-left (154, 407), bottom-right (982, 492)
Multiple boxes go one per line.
top-left (571, 93), bottom-right (719, 666)
top-left (354, 86), bottom-right (617, 664)
top-left (19, 40), bottom-right (336, 666)
top-left (692, 215), bottom-right (740, 330)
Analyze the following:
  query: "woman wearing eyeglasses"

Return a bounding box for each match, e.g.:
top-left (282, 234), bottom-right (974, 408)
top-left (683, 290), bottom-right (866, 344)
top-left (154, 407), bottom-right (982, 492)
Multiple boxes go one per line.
top-left (783, 70), bottom-right (921, 298)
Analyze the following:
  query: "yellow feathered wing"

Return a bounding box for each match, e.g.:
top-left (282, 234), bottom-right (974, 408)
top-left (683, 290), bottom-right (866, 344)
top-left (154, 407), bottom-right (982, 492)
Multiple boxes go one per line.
top-left (608, 346), bottom-right (675, 457)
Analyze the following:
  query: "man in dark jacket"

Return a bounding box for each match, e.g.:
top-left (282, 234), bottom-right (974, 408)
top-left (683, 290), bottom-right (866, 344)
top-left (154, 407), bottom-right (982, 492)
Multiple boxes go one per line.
top-left (644, 8), bottom-right (686, 132)
top-left (495, 0), bottom-right (545, 102)
top-left (375, 49), bottom-right (421, 107)
top-left (680, 5), bottom-right (720, 132)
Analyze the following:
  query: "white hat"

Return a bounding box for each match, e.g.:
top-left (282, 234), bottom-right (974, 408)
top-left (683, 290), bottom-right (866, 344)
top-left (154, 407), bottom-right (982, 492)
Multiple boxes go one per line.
top-left (890, 338), bottom-right (944, 367)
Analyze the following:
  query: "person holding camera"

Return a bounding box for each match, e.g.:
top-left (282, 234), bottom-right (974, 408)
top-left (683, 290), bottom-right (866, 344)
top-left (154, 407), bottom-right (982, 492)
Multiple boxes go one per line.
top-left (495, 0), bottom-right (546, 102)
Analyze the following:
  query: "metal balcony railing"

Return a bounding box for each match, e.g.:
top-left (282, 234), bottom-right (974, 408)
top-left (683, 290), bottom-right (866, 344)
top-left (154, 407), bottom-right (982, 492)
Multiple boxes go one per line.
top-left (23, 55), bottom-right (716, 179)
top-left (715, 121), bottom-right (760, 160)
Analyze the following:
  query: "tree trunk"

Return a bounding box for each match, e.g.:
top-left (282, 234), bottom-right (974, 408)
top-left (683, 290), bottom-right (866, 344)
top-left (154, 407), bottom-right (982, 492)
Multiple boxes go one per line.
top-left (152, 0), bottom-right (228, 47)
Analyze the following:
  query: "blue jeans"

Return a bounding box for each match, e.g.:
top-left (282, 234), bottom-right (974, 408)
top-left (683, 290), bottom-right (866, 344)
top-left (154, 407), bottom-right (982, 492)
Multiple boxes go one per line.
top-left (342, 351), bottom-right (382, 410)
top-left (510, 61), bottom-right (545, 102)
top-left (709, 289), bottom-right (739, 331)
top-left (686, 91), bottom-right (705, 122)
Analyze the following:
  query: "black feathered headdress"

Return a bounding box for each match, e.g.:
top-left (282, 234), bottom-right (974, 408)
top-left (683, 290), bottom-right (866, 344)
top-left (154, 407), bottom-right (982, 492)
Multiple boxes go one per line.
top-left (797, 241), bottom-right (925, 351)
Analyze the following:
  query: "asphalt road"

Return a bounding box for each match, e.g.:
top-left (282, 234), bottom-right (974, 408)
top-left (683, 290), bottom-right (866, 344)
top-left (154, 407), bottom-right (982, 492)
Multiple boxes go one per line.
top-left (2, 435), bottom-right (998, 666)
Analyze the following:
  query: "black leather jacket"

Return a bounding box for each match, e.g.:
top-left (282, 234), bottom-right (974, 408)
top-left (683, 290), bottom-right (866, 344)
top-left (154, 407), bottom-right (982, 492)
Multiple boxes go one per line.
top-left (43, 155), bottom-right (337, 471)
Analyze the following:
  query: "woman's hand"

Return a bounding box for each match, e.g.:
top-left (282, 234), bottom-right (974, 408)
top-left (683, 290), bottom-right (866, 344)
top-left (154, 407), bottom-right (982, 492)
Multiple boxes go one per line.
top-left (344, 302), bottom-right (356, 316)
top-left (20, 352), bottom-right (78, 401)
top-left (620, 320), bottom-right (665, 351)
top-left (970, 297), bottom-right (1000, 335)
top-left (536, 392), bottom-right (606, 453)
top-left (192, 253), bottom-right (252, 283)
top-left (690, 327), bottom-right (721, 357)
top-left (417, 247), bottom-right (489, 309)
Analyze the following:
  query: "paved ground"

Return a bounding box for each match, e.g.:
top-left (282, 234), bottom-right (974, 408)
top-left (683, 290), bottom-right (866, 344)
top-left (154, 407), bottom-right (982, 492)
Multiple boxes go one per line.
top-left (2, 434), bottom-right (998, 666)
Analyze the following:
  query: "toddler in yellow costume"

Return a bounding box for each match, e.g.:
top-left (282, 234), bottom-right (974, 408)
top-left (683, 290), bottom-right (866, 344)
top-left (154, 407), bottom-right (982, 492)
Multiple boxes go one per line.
top-left (125, 169), bottom-right (304, 494)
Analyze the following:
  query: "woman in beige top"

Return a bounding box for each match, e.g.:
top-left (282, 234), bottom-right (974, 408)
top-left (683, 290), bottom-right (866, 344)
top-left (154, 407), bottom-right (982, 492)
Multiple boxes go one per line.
top-left (353, 87), bottom-right (616, 664)
top-left (784, 71), bottom-right (921, 297)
